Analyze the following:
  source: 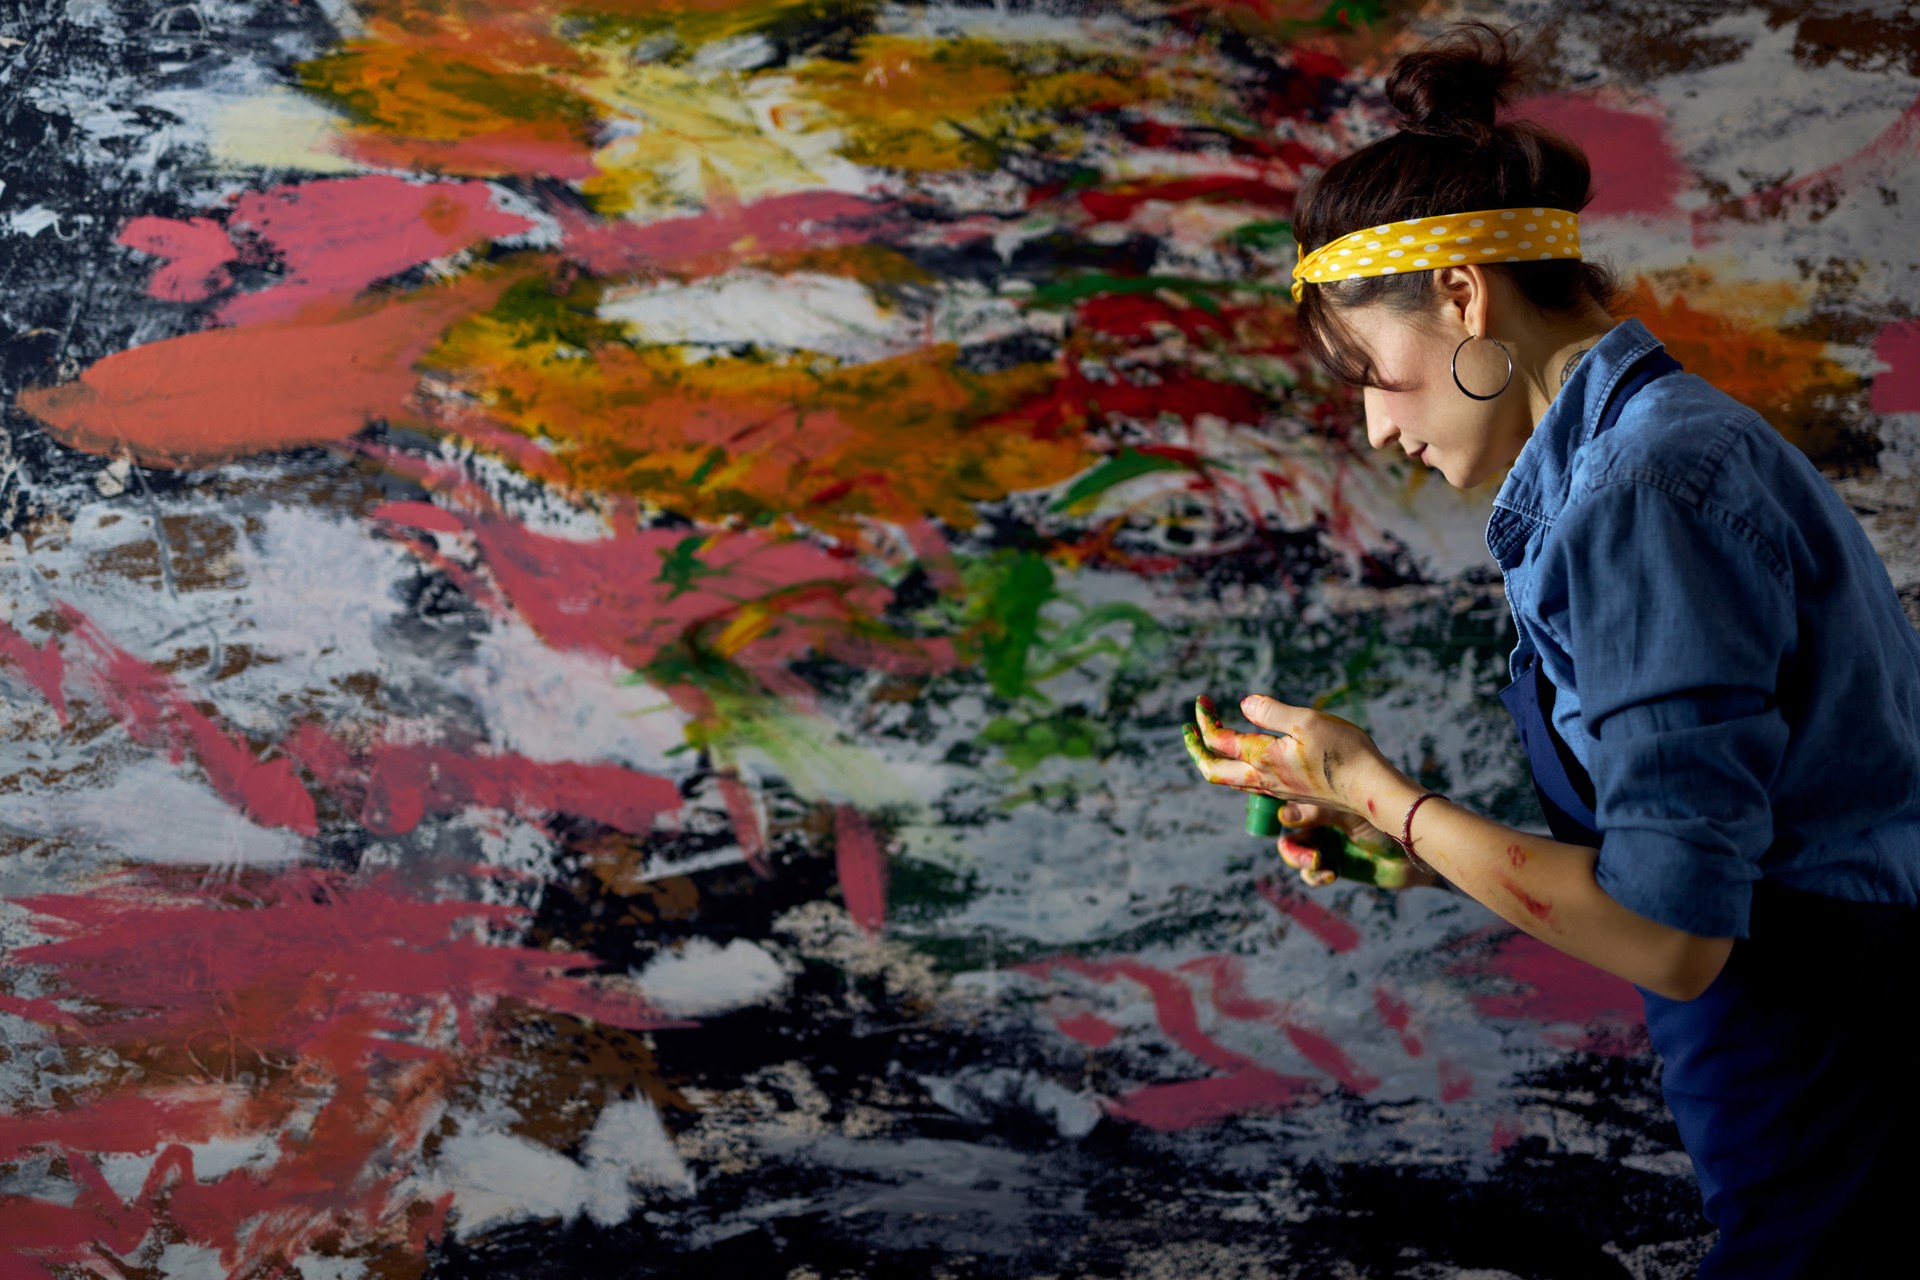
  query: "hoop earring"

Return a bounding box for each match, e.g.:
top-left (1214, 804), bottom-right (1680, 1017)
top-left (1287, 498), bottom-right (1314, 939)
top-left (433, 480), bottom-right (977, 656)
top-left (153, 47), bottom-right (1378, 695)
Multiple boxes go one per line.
top-left (1452, 334), bottom-right (1514, 401)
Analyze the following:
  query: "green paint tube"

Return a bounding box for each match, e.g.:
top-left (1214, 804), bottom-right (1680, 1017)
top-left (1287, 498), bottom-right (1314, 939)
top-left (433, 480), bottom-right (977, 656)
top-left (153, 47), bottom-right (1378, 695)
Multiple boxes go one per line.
top-left (1277, 824), bottom-right (1416, 890)
top-left (1245, 793), bottom-right (1283, 837)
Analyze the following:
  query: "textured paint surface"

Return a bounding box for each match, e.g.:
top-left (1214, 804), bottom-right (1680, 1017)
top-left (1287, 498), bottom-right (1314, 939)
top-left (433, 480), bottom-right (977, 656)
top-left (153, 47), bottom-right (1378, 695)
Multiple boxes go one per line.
top-left (3, 2), bottom-right (1918, 1276)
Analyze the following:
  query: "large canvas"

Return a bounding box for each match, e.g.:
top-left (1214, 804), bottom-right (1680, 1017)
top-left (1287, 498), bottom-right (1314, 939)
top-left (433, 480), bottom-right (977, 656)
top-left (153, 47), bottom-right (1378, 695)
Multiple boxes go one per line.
top-left (2, 2), bottom-right (1915, 1276)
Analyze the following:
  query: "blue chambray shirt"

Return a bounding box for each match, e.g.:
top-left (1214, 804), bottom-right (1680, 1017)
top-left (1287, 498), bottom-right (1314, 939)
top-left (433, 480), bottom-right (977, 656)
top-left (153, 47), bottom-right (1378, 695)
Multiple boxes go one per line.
top-left (1486, 316), bottom-right (1920, 938)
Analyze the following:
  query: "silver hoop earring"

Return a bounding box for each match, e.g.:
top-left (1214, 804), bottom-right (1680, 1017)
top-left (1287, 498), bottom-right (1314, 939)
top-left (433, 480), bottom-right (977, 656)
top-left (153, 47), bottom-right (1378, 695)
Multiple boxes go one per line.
top-left (1452, 334), bottom-right (1513, 401)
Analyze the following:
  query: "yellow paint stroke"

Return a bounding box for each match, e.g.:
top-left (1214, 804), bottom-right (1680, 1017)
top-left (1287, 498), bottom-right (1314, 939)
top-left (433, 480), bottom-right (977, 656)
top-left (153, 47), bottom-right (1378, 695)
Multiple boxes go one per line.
top-left (572, 50), bottom-right (842, 215)
top-left (791, 34), bottom-right (1153, 171)
top-left (424, 273), bottom-right (1086, 532)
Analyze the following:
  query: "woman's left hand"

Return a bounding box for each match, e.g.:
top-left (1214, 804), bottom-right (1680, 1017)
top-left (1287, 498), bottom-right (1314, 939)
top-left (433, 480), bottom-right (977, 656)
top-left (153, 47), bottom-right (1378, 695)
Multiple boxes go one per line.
top-left (1182, 693), bottom-right (1384, 817)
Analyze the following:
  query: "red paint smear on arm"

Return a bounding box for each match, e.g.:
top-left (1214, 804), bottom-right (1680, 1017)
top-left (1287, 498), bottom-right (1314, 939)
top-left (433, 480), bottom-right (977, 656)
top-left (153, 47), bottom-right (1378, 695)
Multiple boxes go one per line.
top-left (0, 618), bottom-right (68, 725)
top-left (1255, 876), bottom-right (1360, 953)
top-left (17, 270), bottom-right (518, 468)
top-left (1495, 873), bottom-right (1556, 926)
top-left (834, 806), bottom-right (888, 936)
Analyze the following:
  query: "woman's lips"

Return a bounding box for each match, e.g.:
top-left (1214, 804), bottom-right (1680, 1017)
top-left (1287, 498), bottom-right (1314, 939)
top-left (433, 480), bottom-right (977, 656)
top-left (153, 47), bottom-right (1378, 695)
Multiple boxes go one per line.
top-left (1411, 445), bottom-right (1428, 464)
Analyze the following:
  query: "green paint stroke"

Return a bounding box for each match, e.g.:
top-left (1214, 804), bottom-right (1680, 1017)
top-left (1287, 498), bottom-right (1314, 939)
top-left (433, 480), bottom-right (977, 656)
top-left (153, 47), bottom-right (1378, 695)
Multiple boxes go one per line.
top-left (1024, 272), bottom-right (1230, 315)
top-left (982, 708), bottom-right (1110, 771)
top-left (1050, 447), bottom-right (1189, 513)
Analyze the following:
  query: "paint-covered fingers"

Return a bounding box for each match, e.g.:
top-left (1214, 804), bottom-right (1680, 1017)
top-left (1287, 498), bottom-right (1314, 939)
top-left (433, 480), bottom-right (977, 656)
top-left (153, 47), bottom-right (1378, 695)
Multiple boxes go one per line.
top-left (1193, 695), bottom-right (1249, 760)
top-left (1239, 693), bottom-right (1381, 811)
top-left (1277, 832), bottom-right (1338, 888)
top-left (1182, 723), bottom-right (1261, 788)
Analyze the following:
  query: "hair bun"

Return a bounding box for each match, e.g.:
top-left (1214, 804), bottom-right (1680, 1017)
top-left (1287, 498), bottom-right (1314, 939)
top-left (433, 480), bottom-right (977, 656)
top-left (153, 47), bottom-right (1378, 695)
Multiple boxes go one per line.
top-left (1384, 21), bottom-right (1535, 144)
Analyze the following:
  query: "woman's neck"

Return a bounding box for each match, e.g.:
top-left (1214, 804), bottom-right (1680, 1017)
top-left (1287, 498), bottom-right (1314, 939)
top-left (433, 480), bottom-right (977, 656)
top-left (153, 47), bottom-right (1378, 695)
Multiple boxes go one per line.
top-left (1516, 309), bottom-right (1621, 426)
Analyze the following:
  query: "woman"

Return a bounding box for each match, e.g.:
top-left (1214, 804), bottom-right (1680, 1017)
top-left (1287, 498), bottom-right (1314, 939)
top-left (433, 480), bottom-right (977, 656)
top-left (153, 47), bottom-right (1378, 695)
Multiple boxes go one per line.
top-left (1184, 21), bottom-right (1920, 1279)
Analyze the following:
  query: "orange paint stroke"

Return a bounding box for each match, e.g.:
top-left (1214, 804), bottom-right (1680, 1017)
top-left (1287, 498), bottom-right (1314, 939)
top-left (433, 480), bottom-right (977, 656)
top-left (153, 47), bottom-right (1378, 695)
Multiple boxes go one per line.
top-left (17, 271), bottom-right (520, 468)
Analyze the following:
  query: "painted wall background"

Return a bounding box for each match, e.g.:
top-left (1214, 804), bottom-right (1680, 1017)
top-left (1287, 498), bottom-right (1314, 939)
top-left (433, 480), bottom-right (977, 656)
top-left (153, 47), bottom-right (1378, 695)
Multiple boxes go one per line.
top-left (1, 1), bottom-right (1916, 1276)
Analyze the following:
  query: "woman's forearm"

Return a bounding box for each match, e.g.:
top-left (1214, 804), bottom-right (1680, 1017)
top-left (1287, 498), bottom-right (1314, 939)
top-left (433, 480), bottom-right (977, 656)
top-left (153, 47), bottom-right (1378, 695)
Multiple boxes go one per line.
top-left (1349, 757), bottom-right (1733, 1001)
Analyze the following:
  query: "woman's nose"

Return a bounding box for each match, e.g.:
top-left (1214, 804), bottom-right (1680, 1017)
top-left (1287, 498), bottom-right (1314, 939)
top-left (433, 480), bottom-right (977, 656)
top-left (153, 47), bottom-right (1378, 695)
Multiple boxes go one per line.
top-left (1363, 396), bottom-right (1397, 450)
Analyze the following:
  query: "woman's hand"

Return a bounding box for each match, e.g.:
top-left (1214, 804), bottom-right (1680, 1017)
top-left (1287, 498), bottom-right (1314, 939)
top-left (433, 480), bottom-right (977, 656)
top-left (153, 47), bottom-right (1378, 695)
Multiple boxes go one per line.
top-left (1274, 802), bottom-right (1436, 890)
top-left (1182, 693), bottom-right (1384, 817)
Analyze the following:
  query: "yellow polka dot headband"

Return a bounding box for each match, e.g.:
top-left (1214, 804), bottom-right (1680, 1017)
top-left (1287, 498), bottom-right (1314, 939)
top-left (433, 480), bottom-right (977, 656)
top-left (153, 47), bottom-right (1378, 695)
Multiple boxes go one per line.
top-left (1290, 207), bottom-right (1583, 302)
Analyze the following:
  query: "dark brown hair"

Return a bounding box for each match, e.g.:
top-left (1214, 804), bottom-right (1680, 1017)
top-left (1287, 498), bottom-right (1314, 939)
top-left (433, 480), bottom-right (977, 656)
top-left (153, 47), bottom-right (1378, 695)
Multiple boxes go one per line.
top-left (1292, 21), bottom-right (1623, 389)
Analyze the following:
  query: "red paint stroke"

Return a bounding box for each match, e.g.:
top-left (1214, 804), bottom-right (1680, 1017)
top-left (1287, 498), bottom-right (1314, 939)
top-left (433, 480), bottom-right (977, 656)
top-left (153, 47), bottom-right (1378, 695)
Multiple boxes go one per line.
top-left (1372, 985), bottom-right (1423, 1057)
top-left (117, 215), bottom-right (234, 301)
top-left (1447, 930), bottom-right (1646, 1057)
top-left (373, 502), bottom-right (954, 681)
top-left (1505, 93), bottom-right (1688, 217)
top-left (556, 190), bottom-right (900, 277)
top-left (59, 605), bottom-right (319, 835)
top-left (18, 270), bottom-right (516, 468)
top-left (0, 1089), bottom-right (227, 1163)
top-left (1255, 875), bottom-right (1360, 953)
top-left (1054, 1012), bottom-right (1119, 1048)
top-left (1496, 873), bottom-right (1556, 925)
top-left (341, 125), bottom-right (597, 182)
top-left (1490, 1115), bottom-right (1522, 1154)
top-left (284, 724), bottom-right (680, 838)
top-left (211, 175), bottom-right (537, 325)
top-left (1437, 1057), bottom-right (1474, 1103)
top-left (0, 866), bottom-right (675, 1271)
top-left (833, 805), bottom-right (888, 936)
top-left (1871, 319), bottom-right (1920, 413)
top-left (1179, 955), bottom-right (1380, 1094)
top-left (1105, 1066), bottom-right (1315, 1132)
top-left (1073, 175), bottom-right (1292, 223)
top-left (1692, 91), bottom-right (1920, 245)
top-left (0, 618), bottom-right (67, 726)
top-left (715, 772), bottom-right (770, 877)
top-left (1506, 842), bottom-right (1529, 869)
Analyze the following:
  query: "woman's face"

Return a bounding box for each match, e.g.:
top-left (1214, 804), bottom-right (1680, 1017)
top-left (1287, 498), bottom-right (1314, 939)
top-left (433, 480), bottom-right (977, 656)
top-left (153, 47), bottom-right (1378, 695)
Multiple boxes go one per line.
top-left (1334, 301), bottom-right (1531, 490)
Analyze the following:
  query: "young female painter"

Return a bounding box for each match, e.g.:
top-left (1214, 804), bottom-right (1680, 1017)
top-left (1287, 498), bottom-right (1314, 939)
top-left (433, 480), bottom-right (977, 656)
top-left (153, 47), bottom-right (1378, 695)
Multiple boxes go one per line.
top-left (1184, 21), bottom-right (1920, 1278)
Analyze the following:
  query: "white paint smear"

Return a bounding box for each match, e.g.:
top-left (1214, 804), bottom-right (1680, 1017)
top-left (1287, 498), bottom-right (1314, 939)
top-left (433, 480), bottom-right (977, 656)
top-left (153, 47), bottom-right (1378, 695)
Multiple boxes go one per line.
top-left (634, 938), bottom-right (789, 1017)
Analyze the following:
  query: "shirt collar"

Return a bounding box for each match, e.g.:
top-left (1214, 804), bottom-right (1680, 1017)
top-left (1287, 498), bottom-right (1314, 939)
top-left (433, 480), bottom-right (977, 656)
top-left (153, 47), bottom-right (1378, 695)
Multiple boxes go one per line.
top-left (1485, 316), bottom-right (1666, 568)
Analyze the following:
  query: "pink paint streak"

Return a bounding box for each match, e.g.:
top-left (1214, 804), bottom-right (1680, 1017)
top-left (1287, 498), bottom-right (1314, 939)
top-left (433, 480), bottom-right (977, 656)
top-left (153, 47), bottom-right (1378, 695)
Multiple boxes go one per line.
top-left (1505, 93), bottom-right (1688, 217)
top-left (1372, 985), bottom-right (1423, 1057)
top-left (1105, 1067), bottom-right (1316, 1132)
top-left (1448, 930), bottom-right (1646, 1057)
top-left (1437, 1058), bottom-right (1475, 1103)
top-left (557, 190), bottom-right (900, 277)
top-left (372, 503), bottom-right (953, 682)
top-left (1054, 1012), bottom-right (1119, 1048)
top-left (1692, 91), bottom-right (1920, 246)
top-left (833, 806), bottom-right (888, 936)
top-left (1255, 876), bottom-right (1360, 953)
top-left (120, 178), bottom-right (534, 325)
top-left (1179, 955), bottom-right (1380, 1095)
top-left (0, 618), bottom-right (67, 726)
top-left (1872, 319), bottom-right (1920, 413)
top-left (60, 605), bottom-right (318, 835)
top-left (284, 724), bottom-right (680, 838)
top-left (118, 216), bottom-right (234, 302)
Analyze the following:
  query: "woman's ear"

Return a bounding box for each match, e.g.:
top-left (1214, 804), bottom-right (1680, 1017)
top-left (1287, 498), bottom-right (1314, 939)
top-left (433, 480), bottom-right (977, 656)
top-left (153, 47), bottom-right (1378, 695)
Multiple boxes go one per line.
top-left (1436, 265), bottom-right (1493, 338)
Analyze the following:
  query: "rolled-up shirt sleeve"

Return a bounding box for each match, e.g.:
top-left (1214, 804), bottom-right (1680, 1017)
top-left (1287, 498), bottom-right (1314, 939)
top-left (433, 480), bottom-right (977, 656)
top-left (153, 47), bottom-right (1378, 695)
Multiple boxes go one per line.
top-left (1536, 479), bottom-right (1795, 939)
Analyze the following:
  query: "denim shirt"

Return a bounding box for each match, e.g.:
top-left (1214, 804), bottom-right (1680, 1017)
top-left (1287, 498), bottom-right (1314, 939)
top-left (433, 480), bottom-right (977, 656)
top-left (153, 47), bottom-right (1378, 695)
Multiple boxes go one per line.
top-left (1487, 317), bottom-right (1920, 938)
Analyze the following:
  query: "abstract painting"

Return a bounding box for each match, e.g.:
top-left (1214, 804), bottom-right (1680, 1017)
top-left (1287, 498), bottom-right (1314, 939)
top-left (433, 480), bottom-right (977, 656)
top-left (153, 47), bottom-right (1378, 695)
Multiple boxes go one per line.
top-left (2, 2), bottom-right (1915, 1276)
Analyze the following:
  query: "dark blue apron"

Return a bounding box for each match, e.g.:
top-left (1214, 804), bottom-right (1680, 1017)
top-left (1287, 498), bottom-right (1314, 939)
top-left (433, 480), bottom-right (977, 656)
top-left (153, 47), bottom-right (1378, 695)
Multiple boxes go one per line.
top-left (1498, 349), bottom-right (1918, 1277)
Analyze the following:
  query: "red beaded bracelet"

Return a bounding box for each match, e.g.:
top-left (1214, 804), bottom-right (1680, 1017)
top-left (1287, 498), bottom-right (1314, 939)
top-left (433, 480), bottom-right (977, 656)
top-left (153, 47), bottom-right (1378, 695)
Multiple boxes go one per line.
top-left (1400, 790), bottom-right (1445, 875)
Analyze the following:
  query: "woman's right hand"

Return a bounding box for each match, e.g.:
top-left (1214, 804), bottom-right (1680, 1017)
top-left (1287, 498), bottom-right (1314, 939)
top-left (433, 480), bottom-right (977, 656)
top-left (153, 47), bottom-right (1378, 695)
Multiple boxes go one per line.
top-left (1277, 801), bottom-right (1438, 890)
